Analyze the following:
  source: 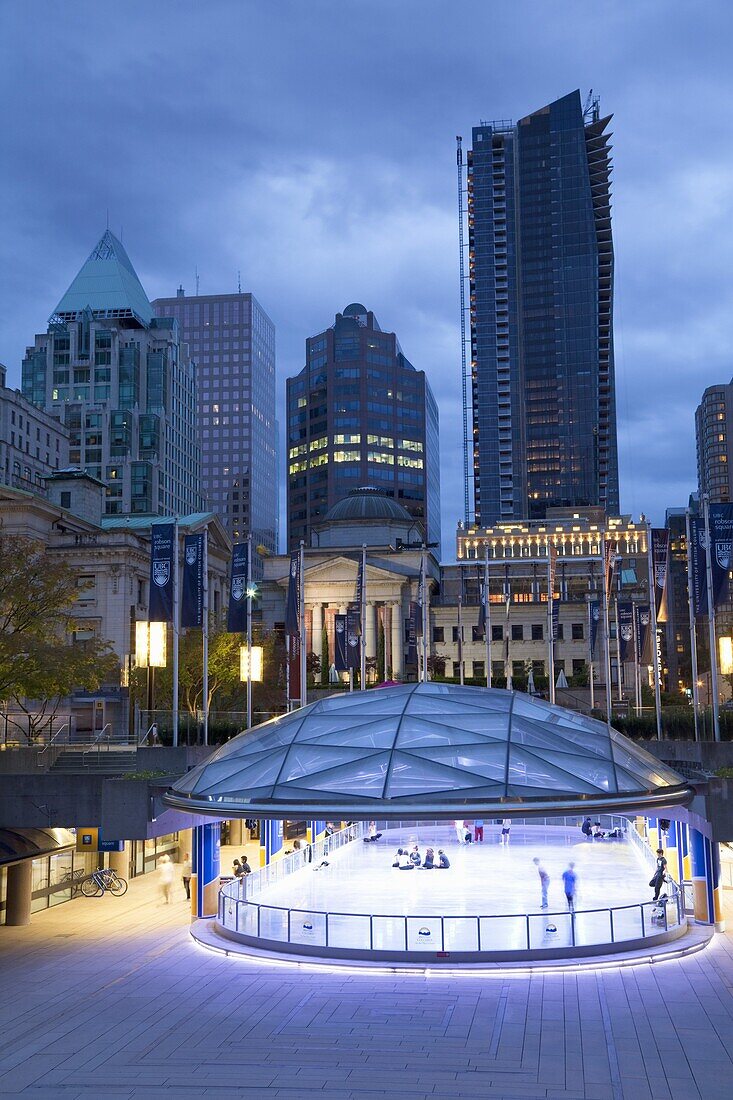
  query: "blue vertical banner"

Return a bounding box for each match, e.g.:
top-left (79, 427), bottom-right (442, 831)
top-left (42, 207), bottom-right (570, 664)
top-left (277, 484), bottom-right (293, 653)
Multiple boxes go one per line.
top-left (334, 614), bottom-right (349, 672)
top-left (226, 542), bottom-right (248, 633)
top-left (285, 550), bottom-right (300, 636)
top-left (263, 820), bottom-right (284, 863)
top-left (194, 822), bottom-right (220, 918)
top-left (354, 557), bottom-right (364, 635)
top-left (407, 602), bottom-right (418, 666)
top-left (346, 606), bottom-right (361, 670)
top-left (651, 529), bottom-right (670, 623)
top-left (617, 602), bottom-right (635, 662)
top-left (181, 533), bottom-right (205, 628)
top-left (635, 604), bottom-right (652, 663)
top-left (589, 601), bottom-right (600, 658)
top-left (708, 503), bottom-right (733, 610)
top-left (149, 522), bottom-right (176, 622)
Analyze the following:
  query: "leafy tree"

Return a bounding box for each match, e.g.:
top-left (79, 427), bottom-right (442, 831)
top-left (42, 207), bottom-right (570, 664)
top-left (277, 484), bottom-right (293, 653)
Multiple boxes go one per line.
top-left (0, 535), bottom-right (116, 737)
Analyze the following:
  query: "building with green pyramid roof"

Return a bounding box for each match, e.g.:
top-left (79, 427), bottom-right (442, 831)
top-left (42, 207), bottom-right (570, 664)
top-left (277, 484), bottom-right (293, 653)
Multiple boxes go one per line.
top-left (22, 230), bottom-right (203, 517)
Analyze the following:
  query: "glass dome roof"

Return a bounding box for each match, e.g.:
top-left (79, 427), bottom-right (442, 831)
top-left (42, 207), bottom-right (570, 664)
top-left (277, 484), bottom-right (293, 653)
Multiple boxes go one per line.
top-left (164, 683), bottom-right (691, 819)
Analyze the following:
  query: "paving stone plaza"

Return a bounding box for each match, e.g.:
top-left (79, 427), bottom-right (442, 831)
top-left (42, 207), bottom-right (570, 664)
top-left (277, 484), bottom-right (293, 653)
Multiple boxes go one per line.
top-left (1, 871), bottom-right (733, 1099)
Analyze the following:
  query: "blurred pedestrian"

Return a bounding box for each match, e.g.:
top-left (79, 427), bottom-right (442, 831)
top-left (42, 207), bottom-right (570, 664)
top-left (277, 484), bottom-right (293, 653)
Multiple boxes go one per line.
top-left (181, 852), bottom-right (192, 900)
top-left (454, 818), bottom-right (466, 843)
top-left (562, 863), bottom-right (577, 911)
top-left (500, 818), bottom-right (511, 845)
top-left (533, 857), bottom-right (550, 908)
top-left (159, 854), bottom-right (174, 904)
top-left (474, 819), bottom-right (484, 843)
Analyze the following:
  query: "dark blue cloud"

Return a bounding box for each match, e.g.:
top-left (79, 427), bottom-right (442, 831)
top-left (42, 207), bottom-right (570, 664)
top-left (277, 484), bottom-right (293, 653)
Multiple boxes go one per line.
top-left (1, 1), bottom-right (731, 556)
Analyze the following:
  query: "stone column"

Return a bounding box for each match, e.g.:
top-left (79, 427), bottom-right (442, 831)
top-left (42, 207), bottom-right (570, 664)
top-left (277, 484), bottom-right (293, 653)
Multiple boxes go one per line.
top-left (108, 843), bottom-right (129, 878)
top-left (5, 860), bottom-right (32, 926)
top-left (365, 602), bottom-right (377, 660)
top-left (228, 819), bottom-right (244, 847)
top-left (391, 602), bottom-right (404, 679)
top-left (178, 828), bottom-right (193, 863)
top-left (312, 602), bottom-right (323, 683)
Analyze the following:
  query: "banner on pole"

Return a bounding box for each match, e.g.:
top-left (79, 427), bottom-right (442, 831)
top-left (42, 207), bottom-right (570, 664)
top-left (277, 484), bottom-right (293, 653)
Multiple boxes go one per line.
top-left (604, 539), bottom-right (618, 602)
top-left (708, 503), bottom-right (733, 609)
top-left (635, 604), bottom-right (652, 664)
top-left (284, 551), bottom-right (300, 636)
top-left (589, 601), bottom-right (600, 659)
top-left (354, 557), bottom-right (364, 635)
top-left (181, 533), bottom-right (205, 628)
top-left (690, 517), bottom-right (708, 617)
top-left (288, 633), bottom-right (301, 703)
top-left (149, 522), bottom-right (175, 622)
top-left (651, 529), bottom-right (670, 623)
top-left (551, 603), bottom-right (559, 641)
top-left (334, 614), bottom-right (348, 672)
top-left (617, 602), bottom-right (635, 662)
top-left (346, 606), bottom-right (361, 670)
top-left (226, 543), bottom-right (248, 633)
top-left (407, 602), bottom-right (418, 665)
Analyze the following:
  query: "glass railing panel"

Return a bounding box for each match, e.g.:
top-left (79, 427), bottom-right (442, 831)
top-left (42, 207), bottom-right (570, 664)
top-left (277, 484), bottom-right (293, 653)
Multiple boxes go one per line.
top-left (258, 905), bottom-right (289, 942)
top-left (608, 904), bottom-right (643, 942)
top-left (443, 916), bottom-right (479, 952)
top-left (573, 908), bottom-right (612, 947)
top-left (479, 915), bottom-right (527, 952)
top-left (407, 916), bottom-right (443, 951)
top-left (289, 909), bottom-right (327, 946)
top-left (327, 913), bottom-right (371, 950)
top-left (372, 915), bottom-right (408, 952)
top-left (528, 911), bottom-right (573, 950)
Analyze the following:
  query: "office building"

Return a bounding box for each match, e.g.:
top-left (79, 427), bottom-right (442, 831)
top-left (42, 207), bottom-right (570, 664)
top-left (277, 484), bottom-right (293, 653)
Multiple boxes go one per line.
top-left (286, 303), bottom-right (440, 551)
top-left (22, 230), bottom-right (202, 517)
top-left (0, 362), bottom-right (69, 491)
top-left (696, 381), bottom-right (733, 502)
top-left (465, 90), bottom-right (619, 525)
top-left (152, 290), bottom-right (277, 559)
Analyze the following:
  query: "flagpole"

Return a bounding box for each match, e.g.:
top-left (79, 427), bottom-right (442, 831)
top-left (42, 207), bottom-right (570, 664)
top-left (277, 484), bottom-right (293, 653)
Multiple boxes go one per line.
top-left (646, 522), bottom-right (664, 741)
top-left (587, 597), bottom-right (595, 712)
top-left (547, 540), bottom-right (555, 705)
top-left (601, 534), bottom-right (613, 724)
top-left (421, 545), bottom-right (428, 683)
top-left (299, 540), bottom-right (307, 708)
top-left (360, 544), bottom-right (367, 691)
top-left (246, 533), bottom-right (253, 730)
top-left (203, 529), bottom-right (209, 746)
top-left (632, 600), bottom-right (641, 716)
top-left (458, 592), bottom-right (464, 686)
top-left (702, 494), bottom-right (721, 742)
top-left (504, 566), bottom-right (512, 691)
top-left (685, 508), bottom-right (701, 742)
top-left (172, 519), bottom-right (179, 747)
top-left (484, 548), bottom-right (491, 689)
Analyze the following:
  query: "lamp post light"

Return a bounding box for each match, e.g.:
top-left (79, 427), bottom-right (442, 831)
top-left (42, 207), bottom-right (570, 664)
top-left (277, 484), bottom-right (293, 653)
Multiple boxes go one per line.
top-left (135, 621), bottom-right (167, 722)
top-left (240, 643), bottom-right (263, 728)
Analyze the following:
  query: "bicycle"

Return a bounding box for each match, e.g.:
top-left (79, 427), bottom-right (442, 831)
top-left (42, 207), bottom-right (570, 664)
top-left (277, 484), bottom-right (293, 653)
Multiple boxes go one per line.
top-left (80, 867), bottom-right (128, 897)
top-left (61, 867), bottom-right (87, 898)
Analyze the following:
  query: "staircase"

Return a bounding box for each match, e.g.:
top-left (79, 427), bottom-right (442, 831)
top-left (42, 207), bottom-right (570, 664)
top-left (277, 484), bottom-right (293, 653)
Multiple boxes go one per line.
top-left (50, 746), bottom-right (138, 773)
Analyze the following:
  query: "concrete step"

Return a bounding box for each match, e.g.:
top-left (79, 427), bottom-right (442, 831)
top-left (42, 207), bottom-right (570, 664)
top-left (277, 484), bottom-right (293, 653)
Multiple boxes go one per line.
top-left (51, 749), bottom-right (138, 773)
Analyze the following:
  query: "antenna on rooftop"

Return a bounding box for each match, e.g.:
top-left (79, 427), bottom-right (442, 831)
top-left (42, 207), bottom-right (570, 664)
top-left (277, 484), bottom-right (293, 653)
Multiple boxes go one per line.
top-left (237, 270), bottom-right (242, 294)
top-left (195, 266), bottom-right (200, 295)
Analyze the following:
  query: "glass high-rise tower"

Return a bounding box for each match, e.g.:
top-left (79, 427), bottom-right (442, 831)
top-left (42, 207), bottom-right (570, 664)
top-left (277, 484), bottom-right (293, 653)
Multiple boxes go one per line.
top-left (466, 90), bottom-right (619, 524)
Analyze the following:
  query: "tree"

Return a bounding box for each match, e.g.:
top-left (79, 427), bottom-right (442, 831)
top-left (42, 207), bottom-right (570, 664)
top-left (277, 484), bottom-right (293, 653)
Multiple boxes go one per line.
top-left (0, 535), bottom-right (116, 737)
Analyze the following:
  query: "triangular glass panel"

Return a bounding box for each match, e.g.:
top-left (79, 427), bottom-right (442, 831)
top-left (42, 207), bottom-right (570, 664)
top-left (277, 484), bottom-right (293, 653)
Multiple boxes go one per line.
top-left (509, 716), bottom-right (612, 760)
top-left (528, 748), bottom-right (617, 793)
top-left (414, 742), bottom-right (509, 784)
top-left (291, 724), bottom-right (398, 751)
top-left (507, 745), bottom-right (599, 793)
top-left (278, 743), bottom-right (376, 783)
top-left (396, 715), bottom-right (504, 749)
top-left (276, 752), bottom-right (391, 794)
top-left (294, 715), bottom-right (384, 741)
top-left (196, 751), bottom-right (289, 796)
top-left (387, 752), bottom-right (493, 796)
top-left (188, 751), bottom-right (287, 794)
top-left (407, 694), bottom-right (509, 717)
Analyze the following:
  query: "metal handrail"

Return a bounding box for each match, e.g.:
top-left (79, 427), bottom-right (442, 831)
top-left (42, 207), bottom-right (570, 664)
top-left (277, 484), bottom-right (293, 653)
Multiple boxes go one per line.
top-left (138, 722), bottom-right (157, 747)
top-left (36, 722), bottom-right (70, 765)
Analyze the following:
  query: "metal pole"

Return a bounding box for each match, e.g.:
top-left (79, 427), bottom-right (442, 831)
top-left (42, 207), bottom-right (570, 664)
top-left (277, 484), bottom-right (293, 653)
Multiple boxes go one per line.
top-left (632, 600), bottom-right (642, 715)
top-left (203, 529), bottom-right (209, 745)
top-left (547, 541), bottom-right (555, 705)
top-left (299, 541), bottom-right (307, 708)
top-left (172, 520), bottom-right (179, 747)
top-left (702, 494), bottom-right (721, 741)
top-left (601, 535), bottom-right (613, 724)
top-left (646, 522), bottom-right (664, 740)
top-left (484, 548), bottom-right (491, 689)
top-left (360, 544), bottom-right (367, 691)
top-left (421, 546), bottom-right (429, 683)
top-left (458, 593), bottom-right (464, 686)
top-left (614, 595), bottom-right (624, 704)
top-left (246, 533), bottom-right (253, 730)
top-left (685, 508), bottom-right (701, 742)
top-left (588, 596), bottom-right (595, 712)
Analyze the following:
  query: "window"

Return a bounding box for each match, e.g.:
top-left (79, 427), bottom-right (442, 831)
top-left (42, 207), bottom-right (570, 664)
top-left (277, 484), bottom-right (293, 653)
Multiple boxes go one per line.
top-left (512, 660), bottom-right (525, 678)
top-left (572, 659), bottom-right (586, 676)
top-left (60, 491), bottom-right (71, 509)
top-left (571, 623), bottom-right (584, 640)
top-left (471, 625), bottom-right (483, 642)
top-left (511, 624), bottom-right (523, 641)
top-left (492, 660), bottom-right (504, 680)
top-left (556, 624), bottom-right (564, 641)
top-left (531, 624), bottom-right (543, 641)
top-left (491, 625), bottom-right (503, 641)
top-left (432, 627), bottom-right (444, 643)
top-left (452, 626), bottom-right (459, 643)
top-left (472, 661), bottom-right (485, 679)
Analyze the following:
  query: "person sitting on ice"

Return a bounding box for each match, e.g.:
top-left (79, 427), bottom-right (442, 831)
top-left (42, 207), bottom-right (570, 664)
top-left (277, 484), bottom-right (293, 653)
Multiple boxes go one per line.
top-left (363, 820), bottom-right (382, 843)
top-left (592, 822), bottom-right (606, 839)
top-left (398, 849), bottom-right (414, 870)
top-left (409, 844), bottom-right (422, 866)
top-left (436, 849), bottom-right (450, 869)
top-left (421, 847), bottom-right (435, 869)
top-left (392, 848), bottom-right (403, 867)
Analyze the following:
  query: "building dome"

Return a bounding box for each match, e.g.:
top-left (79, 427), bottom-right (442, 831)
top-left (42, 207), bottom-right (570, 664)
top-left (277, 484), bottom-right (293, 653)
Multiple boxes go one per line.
top-left (322, 487), bottom-right (413, 525)
top-left (164, 683), bottom-right (691, 820)
top-left (342, 303), bottom-right (368, 317)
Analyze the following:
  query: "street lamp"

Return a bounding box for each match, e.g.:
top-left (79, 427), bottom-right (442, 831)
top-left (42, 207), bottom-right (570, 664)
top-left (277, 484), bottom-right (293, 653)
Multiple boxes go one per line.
top-left (240, 644), bottom-right (263, 728)
top-left (135, 621), bottom-right (167, 724)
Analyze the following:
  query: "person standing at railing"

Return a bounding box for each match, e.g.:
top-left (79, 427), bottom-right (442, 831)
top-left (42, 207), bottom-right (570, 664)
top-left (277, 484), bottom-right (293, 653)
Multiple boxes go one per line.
top-left (241, 856), bottom-right (251, 875)
top-left (650, 849), bottom-right (667, 901)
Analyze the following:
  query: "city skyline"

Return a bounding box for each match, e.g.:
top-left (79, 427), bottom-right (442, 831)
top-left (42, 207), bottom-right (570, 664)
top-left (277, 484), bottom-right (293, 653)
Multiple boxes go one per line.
top-left (1, 3), bottom-right (732, 557)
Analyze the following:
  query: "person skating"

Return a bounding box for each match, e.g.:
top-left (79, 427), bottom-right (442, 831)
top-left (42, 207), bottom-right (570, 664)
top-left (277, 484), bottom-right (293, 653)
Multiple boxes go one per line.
top-left (562, 862), bottom-right (577, 911)
top-left (533, 857), bottom-right (550, 908)
top-left (500, 818), bottom-right (511, 845)
top-left (650, 848), bottom-right (668, 901)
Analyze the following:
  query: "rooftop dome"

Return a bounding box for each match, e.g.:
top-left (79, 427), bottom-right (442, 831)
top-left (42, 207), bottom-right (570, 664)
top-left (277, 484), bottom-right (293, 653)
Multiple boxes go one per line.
top-left (322, 487), bottom-right (413, 525)
top-left (342, 303), bottom-right (368, 316)
top-left (165, 683), bottom-right (691, 820)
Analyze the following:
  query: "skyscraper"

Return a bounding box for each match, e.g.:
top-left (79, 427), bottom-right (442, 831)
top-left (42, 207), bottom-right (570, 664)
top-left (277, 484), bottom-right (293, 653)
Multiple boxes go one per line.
top-left (465, 90), bottom-right (619, 525)
top-left (286, 304), bottom-right (440, 551)
top-left (22, 230), bottom-right (202, 517)
top-left (695, 381), bottom-right (733, 503)
top-left (152, 290), bottom-right (277, 560)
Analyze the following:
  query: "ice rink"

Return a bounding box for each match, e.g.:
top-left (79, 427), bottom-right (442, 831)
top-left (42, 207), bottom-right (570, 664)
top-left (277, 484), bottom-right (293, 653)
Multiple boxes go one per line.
top-left (248, 822), bottom-right (652, 918)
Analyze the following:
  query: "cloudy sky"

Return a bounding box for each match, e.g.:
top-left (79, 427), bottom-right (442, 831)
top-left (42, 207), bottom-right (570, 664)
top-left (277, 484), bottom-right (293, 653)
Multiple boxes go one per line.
top-left (1, 1), bottom-right (731, 557)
